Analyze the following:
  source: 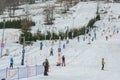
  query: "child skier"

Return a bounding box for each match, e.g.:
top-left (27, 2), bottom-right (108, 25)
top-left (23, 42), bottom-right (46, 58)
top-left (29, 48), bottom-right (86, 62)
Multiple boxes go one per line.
top-left (101, 58), bottom-right (105, 70)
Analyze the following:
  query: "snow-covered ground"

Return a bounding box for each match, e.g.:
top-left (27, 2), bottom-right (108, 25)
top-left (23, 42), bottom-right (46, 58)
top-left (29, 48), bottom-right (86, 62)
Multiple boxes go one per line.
top-left (0, 1), bottom-right (120, 80)
top-left (0, 1), bottom-right (97, 34)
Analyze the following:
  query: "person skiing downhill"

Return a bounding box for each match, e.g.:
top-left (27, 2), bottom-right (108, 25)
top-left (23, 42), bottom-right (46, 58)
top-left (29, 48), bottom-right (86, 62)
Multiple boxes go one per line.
top-left (10, 57), bottom-right (14, 68)
top-left (40, 41), bottom-right (43, 50)
top-left (101, 58), bottom-right (105, 70)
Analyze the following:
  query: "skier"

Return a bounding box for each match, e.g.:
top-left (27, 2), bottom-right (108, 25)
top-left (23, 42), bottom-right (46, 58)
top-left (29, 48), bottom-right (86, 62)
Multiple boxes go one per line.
top-left (50, 47), bottom-right (53, 56)
top-left (83, 36), bottom-right (85, 41)
top-left (63, 43), bottom-right (65, 49)
top-left (62, 55), bottom-right (66, 66)
top-left (94, 33), bottom-right (96, 39)
top-left (105, 36), bottom-right (108, 41)
top-left (91, 37), bottom-right (94, 41)
top-left (40, 41), bottom-right (43, 50)
top-left (43, 59), bottom-right (49, 76)
top-left (77, 36), bottom-right (79, 42)
top-left (101, 58), bottom-right (105, 70)
top-left (56, 52), bottom-right (61, 66)
top-left (10, 57), bottom-right (14, 68)
top-left (66, 37), bottom-right (69, 44)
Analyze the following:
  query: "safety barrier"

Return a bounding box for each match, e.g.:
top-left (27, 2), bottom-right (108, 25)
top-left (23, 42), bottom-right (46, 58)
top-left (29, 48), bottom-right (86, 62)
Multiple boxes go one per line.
top-left (0, 65), bottom-right (44, 80)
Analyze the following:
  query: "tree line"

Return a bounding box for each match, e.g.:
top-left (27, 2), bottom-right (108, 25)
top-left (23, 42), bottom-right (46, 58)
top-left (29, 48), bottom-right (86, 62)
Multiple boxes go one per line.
top-left (0, 19), bottom-right (35, 29)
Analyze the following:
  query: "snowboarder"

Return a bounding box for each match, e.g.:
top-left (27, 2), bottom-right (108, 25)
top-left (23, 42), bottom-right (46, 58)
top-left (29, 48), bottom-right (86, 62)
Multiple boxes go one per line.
top-left (62, 55), bottom-right (66, 66)
top-left (101, 58), bottom-right (105, 70)
top-left (40, 41), bottom-right (43, 50)
top-left (50, 48), bottom-right (53, 56)
top-left (43, 59), bottom-right (49, 76)
top-left (10, 57), bottom-right (14, 68)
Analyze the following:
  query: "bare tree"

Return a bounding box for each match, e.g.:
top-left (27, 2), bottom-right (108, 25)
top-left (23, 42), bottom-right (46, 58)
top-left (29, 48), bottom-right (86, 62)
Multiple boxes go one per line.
top-left (0, 0), bottom-right (6, 15)
top-left (44, 4), bottom-right (55, 25)
top-left (21, 19), bottom-right (31, 32)
top-left (29, 0), bottom-right (35, 4)
top-left (5, 0), bottom-right (19, 17)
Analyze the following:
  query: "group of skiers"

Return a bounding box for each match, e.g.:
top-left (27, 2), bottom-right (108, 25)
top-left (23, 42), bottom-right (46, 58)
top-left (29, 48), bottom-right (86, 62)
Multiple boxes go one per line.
top-left (76, 30), bottom-right (97, 44)
top-left (42, 57), bottom-right (105, 76)
top-left (39, 39), bottom-right (107, 76)
top-left (40, 41), bottom-right (66, 56)
top-left (42, 55), bottom-right (66, 76)
top-left (8, 40), bottom-right (106, 77)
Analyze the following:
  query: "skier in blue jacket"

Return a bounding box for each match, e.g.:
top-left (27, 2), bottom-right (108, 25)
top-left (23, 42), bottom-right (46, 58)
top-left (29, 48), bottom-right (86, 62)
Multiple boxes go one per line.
top-left (10, 57), bottom-right (14, 68)
top-left (40, 41), bottom-right (43, 50)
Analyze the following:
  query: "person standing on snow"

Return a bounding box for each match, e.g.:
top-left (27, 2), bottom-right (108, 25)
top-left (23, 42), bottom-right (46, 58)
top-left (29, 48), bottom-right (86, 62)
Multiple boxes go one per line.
top-left (62, 55), bottom-right (66, 66)
top-left (66, 37), bottom-right (69, 44)
top-left (10, 57), bottom-right (14, 68)
top-left (105, 36), bottom-right (108, 41)
top-left (94, 33), bottom-right (96, 40)
top-left (43, 59), bottom-right (49, 76)
top-left (63, 43), bottom-right (65, 49)
top-left (77, 36), bottom-right (80, 42)
top-left (50, 47), bottom-right (53, 56)
top-left (40, 41), bottom-right (43, 50)
top-left (101, 58), bottom-right (105, 70)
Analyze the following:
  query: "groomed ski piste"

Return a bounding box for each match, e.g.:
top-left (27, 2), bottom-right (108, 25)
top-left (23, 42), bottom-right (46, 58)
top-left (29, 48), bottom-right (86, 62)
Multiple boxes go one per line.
top-left (0, 1), bottom-right (120, 80)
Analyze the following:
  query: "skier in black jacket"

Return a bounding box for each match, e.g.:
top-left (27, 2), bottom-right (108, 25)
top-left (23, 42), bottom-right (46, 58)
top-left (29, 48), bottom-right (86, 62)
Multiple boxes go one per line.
top-left (43, 59), bottom-right (49, 76)
top-left (62, 55), bottom-right (66, 66)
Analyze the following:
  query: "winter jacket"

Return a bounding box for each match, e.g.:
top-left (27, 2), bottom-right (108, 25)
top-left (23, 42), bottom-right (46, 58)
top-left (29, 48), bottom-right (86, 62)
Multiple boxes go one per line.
top-left (62, 56), bottom-right (65, 62)
top-left (43, 59), bottom-right (49, 67)
top-left (102, 60), bottom-right (105, 65)
top-left (10, 58), bottom-right (14, 64)
top-left (40, 42), bottom-right (43, 47)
